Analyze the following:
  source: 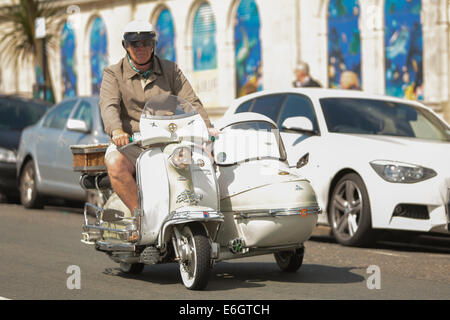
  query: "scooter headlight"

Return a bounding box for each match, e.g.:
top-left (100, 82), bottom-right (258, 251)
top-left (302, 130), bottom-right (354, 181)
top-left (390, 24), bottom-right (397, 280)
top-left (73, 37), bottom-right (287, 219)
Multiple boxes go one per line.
top-left (170, 147), bottom-right (192, 169)
top-left (370, 160), bottom-right (437, 184)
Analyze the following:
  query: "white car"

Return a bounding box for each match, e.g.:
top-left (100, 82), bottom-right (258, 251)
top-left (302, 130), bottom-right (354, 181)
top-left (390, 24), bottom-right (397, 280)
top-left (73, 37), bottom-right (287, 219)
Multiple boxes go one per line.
top-left (223, 88), bottom-right (450, 246)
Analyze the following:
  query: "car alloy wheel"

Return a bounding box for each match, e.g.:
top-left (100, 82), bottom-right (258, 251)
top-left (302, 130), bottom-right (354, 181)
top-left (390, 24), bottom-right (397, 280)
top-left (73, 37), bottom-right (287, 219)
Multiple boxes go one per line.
top-left (329, 173), bottom-right (374, 246)
top-left (19, 160), bottom-right (44, 209)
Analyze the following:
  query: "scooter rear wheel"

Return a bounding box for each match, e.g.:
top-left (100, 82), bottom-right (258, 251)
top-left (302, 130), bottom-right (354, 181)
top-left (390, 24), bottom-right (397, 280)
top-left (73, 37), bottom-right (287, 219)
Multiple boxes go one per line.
top-left (178, 223), bottom-right (211, 290)
top-left (119, 262), bottom-right (145, 275)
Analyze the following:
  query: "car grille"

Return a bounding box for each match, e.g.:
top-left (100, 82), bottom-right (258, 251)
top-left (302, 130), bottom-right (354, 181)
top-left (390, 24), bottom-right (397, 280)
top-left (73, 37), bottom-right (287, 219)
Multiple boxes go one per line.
top-left (393, 204), bottom-right (429, 220)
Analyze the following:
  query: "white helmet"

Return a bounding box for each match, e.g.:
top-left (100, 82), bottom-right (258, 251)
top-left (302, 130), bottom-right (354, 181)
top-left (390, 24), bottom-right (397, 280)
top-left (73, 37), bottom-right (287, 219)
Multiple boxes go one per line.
top-left (122, 20), bottom-right (158, 43)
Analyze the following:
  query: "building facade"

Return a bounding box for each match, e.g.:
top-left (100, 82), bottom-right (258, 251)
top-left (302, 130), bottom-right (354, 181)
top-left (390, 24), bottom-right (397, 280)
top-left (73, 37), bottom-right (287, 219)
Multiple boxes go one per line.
top-left (0, 0), bottom-right (449, 122)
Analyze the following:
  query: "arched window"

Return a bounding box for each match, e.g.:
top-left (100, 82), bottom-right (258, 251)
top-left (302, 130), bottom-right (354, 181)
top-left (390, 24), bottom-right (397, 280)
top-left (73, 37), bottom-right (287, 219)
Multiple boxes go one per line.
top-left (90, 17), bottom-right (108, 95)
top-left (61, 21), bottom-right (77, 97)
top-left (327, 0), bottom-right (361, 89)
top-left (234, 0), bottom-right (262, 97)
top-left (155, 8), bottom-right (176, 62)
top-left (192, 2), bottom-right (217, 71)
top-left (385, 0), bottom-right (423, 100)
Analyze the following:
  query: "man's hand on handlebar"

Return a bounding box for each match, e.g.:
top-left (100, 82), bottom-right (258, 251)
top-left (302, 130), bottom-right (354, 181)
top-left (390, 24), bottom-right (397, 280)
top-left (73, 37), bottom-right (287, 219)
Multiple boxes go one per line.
top-left (208, 127), bottom-right (220, 140)
top-left (112, 129), bottom-right (130, 147)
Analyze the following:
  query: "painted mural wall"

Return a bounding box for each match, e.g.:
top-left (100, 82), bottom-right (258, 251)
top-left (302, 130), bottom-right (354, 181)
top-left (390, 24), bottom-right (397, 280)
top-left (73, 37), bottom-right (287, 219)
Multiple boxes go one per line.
top-left (192, 2), bottom-right (219, 105)
top-left (90, 17), bottom-right (108, 95)
top-left (327, 0), bottom-right (361, 89)
top-left (155, 8), bottom-right (176, 62)
top-left (234, 0), bottom-right (262, 97)
top-left (384, 0), bottom-right (423, 100)
top-left (61, 22), bottom-right (77, 98)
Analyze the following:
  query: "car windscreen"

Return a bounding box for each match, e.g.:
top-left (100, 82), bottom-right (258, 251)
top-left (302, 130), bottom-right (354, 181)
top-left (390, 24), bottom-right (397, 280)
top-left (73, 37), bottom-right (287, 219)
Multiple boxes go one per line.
top-left (0, 97), bottom-right (50, 130)
top-left (320, 98), bottom-right (450, 142)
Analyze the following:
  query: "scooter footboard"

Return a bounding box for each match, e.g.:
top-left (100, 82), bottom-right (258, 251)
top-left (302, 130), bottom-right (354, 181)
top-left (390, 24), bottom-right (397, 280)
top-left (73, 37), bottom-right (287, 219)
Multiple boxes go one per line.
top-left (217, 207), bottom-right (320, 248)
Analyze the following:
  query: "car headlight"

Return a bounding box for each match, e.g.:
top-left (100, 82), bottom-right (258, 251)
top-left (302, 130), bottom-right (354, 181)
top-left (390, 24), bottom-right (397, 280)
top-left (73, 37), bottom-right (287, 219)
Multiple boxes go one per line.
top-left (370, 160), bottom-right (437, 184)
top-left (0, 147), bottom-right (17, 163)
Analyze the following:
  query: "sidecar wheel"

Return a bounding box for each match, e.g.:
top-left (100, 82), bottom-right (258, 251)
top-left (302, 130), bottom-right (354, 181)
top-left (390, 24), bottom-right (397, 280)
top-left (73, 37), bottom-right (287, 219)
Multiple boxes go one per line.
top-left (119, 262), bottom-right (145, 275)
top-left (178, 223), bottom-right (211, 290)
top-left (274, 247), bottom-right (304, 272)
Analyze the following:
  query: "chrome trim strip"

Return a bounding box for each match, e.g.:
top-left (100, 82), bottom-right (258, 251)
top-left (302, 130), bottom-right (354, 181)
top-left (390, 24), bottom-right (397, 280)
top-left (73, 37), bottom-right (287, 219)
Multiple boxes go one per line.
top-left (232, 206), bottom-right (322, 219)
top-left (165, 210), bottom-right (224, 222)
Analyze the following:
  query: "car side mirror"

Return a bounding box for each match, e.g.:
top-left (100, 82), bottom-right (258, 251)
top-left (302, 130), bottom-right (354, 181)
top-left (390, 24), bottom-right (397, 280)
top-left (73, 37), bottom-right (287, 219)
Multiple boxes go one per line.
top-left (67, 119), bottom-right (90, 133)
top-left (282, 116), bottom-right (314, 133)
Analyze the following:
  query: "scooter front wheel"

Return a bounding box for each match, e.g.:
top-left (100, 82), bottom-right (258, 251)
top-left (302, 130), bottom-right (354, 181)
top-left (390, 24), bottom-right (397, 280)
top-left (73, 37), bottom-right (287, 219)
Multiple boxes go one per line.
top-left (178, 223), bottom-right (211, 290)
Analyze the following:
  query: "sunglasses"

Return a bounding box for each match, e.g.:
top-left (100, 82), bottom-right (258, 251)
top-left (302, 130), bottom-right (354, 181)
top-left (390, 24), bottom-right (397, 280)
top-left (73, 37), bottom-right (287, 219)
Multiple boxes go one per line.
top-left (127, 40), bottom-right (153, 48)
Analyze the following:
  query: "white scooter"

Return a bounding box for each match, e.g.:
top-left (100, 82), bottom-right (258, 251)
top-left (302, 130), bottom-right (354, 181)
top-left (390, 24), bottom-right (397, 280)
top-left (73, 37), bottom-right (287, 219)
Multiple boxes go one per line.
top-left (75, 94), bottom-right (321, 290)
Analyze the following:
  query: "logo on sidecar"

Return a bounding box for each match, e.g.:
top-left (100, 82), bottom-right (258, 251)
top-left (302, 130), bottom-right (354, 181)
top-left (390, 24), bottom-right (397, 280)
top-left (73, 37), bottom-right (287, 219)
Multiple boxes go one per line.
top-left (176, 190), bottom-right (203, 205)
top-left (300, 209), bottom-right (309, 217)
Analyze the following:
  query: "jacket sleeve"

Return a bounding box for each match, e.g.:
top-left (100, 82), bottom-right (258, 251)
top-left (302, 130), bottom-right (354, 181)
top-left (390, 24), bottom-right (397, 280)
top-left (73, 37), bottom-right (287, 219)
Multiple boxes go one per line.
top-left (99, 66), bottom-right (123, 137)
top-left (172, 63), bottom-right (212, 128)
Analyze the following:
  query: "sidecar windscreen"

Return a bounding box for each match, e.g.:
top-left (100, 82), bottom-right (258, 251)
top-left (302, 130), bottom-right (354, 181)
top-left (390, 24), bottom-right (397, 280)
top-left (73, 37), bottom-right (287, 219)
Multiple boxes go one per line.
top-left (141, 94), bottom-right (197, 120)
top-left (214, 120), bottom-right (287, 165)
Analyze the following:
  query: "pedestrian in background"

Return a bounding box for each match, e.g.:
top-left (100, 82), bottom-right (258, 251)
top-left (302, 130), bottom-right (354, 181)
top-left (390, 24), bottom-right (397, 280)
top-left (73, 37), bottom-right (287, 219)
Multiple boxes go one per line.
top-left (292, 61), bottom-right (322, 88)
top-left (339, 71), bottom-right (360, 90)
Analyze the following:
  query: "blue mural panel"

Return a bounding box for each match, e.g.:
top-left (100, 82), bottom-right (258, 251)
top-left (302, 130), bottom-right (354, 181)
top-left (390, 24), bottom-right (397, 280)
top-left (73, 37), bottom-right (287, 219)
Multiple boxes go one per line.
top-left (156, 9), bottom-right (176, 62)
top-left (192, 3), bottom-right (217, 71)
top-left (328, 0), bottom-right (361, 88)
top-left (385, 0), bottom-right (423, 100)
top-left (234, 0), bottom-right (262, 97)
top-left (61, 22), bottom-right (77, 97)
top-left (90, 17), bottom-right (108, 95)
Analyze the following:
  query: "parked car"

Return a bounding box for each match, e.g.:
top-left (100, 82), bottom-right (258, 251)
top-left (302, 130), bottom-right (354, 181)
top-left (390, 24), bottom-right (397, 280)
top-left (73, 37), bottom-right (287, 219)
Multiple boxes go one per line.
top-left (16, 96), bottom-right (110, 209)
top-left (0, 95), bottom-right (51, 201)
top-left (223, 88), bottom-right (450, 246)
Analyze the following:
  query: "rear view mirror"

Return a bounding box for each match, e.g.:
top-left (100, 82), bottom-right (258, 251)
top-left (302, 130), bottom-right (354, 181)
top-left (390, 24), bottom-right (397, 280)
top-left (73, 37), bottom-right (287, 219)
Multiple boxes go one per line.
top-left (67, 119), bottom-right (90, 133)
top-left (282, 116), bottom-right (314, 133)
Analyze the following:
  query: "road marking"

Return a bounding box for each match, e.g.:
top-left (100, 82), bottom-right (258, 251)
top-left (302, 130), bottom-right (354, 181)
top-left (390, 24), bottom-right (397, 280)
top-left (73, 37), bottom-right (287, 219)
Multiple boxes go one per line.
top-left (0, 296), bottom-right (11, 300)
top-left (368, 250), bottom-right (408, 258)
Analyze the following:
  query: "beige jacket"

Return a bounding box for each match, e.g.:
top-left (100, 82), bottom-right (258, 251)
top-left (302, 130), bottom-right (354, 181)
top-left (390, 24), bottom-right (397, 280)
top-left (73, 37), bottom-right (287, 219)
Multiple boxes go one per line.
top-left (99, 55), bottom-right (212, 137)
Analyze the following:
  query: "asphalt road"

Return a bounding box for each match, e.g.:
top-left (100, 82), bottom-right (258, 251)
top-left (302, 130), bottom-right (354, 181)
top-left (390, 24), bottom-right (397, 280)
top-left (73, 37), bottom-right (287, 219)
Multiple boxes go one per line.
top-left (0, 202), bottom-right (449, 300)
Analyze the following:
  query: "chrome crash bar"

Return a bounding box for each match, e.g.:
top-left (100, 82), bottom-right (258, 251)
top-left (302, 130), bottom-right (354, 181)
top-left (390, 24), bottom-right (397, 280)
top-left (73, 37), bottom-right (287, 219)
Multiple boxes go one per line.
top-left (82, 202), bottom-right (138, 239)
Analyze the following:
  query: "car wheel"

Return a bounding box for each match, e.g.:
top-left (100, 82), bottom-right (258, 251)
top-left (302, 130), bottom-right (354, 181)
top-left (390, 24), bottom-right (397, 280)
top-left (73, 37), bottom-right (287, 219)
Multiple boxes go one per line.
top-left (19, 160), bottom-right (44, 209)
top-left (329, 173), bottom-right (375, 247)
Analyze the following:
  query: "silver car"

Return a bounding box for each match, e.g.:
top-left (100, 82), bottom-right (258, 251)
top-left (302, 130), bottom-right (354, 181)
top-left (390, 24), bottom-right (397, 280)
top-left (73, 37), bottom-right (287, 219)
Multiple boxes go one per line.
top-left (16, 97), bottom-right (110, 208)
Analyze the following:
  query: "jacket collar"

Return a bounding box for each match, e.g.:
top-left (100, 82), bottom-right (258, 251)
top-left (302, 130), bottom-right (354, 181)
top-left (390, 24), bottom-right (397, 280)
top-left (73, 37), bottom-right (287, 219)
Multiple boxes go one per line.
top-left (123, 54), bottom-right (163, 79)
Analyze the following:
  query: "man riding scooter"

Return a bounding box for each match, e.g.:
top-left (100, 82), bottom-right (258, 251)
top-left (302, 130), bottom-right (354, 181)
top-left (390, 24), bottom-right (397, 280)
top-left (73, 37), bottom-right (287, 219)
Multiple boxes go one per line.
top-left (99, 20), bottom-right (217, 216)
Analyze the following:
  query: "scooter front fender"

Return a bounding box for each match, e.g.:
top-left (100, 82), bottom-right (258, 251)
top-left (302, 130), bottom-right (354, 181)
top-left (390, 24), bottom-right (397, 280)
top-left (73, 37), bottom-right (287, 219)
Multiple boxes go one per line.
top-left (158, 208), bottom-right (224, 246)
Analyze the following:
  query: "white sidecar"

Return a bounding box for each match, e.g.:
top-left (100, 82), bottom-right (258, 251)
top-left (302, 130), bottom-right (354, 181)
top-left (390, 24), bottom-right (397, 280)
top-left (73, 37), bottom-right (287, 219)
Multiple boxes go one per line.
top-left (212, 113), bottom-right (321, 259)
